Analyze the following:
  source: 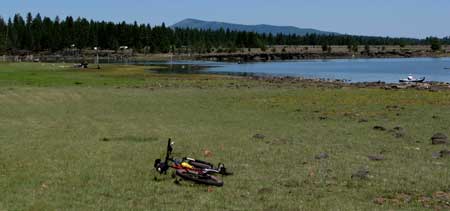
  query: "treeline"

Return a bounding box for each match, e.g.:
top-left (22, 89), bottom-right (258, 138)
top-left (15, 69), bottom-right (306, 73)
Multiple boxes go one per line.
top-left (0, 13), bottom-right (449, 54)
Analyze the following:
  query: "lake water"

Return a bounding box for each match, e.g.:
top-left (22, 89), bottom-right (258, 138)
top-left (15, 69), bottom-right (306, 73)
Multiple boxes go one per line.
top-left (144, 57), bottom-right (450, 83)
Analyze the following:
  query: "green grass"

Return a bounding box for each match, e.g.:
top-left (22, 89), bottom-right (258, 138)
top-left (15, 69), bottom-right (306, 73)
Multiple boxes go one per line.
top-left (0, 62), bottom-right (246, 88)
top-left (0, 63), bottom-right (449, 210)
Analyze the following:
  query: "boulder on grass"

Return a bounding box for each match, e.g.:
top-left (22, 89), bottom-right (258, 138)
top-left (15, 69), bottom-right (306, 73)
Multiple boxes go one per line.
top-left (315, 152), bottom-right (329, 160)
top-left (431, 133), bottom-right (448, 145)
top-left (373, 126), bottom-right (386, 131)
top-left (352, 167), bottom-right (369, 179)
top-left (253, 134), bottom-right (265, 140)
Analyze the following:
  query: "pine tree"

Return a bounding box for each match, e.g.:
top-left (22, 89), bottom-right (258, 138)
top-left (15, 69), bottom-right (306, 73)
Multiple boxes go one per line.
top-left (12, 14), bottom-right (27, 49)
top-left (0, 17), bottom-right (6, 53)
top-left (63, 16), bottom-right (75, 48)
top-left (31, 14), bottom-right (42, 50)
top-left (88, 20), bottom-right (98, 48)
top-left (41, 17), bottom-right (54, 50)
top-left (53, 16), bottom-right (62, 50)
top-left (24, 13), bottom-right (33, 49)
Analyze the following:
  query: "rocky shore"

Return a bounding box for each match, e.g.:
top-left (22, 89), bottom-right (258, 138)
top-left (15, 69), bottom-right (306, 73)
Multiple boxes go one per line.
top-left (246, 75), bottom-right (450, 91)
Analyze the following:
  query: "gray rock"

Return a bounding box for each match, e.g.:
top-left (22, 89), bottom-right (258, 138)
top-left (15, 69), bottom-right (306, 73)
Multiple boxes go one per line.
top-left (432, 150), bottom-right (450, 159)
top-left (393, 132), bottom-right (405, 138)
top-left (315, 152), bottom-right (329, 160)
top-left (441, 149), bottom-right (450, 157)
top-left (432, 133), bottom-right (447, 139)
top-left (431, 133), bottom-right (448, 145)
top-left (373, 126), bottom-right (386, 131)
top-left (368, 155), bottom-right (385, 161)
top-left (358, 119), bottom-right (369, 123)
top-left (393, 126), bottom-right (404, 131)
top-left (432, 152), bottom-right (442, 159)
top-left (441, 149), bottom-right (450, 156)
top-left (253, 134), bottom-right (265, 139)
top-left (319, 116), bottom-right (328, 120)
top-left (352, 167), bottom-right (369, 179)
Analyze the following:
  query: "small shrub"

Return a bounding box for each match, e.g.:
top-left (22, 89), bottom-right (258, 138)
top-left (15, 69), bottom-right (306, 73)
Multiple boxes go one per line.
top-left (260, 46), bottom-right (267, 52)
top-left (431, 40), bottom-right (442, 51)
top-left (322, 44), bottom-right (329, 52)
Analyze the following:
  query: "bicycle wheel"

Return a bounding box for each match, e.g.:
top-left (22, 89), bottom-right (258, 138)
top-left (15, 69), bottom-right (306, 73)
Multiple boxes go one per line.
top-left (176, 169), bottom-right (224, 187)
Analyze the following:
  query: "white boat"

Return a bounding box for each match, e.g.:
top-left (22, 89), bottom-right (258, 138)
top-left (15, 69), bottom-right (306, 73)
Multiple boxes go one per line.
top-left (399, 75), bottom-right (425, 83)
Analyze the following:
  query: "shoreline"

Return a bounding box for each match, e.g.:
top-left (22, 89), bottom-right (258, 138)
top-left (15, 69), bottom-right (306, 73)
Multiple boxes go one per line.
top-left (194, 52), bottom-right (450, 62)
top-left (136, 63), bottom-right (450, 91)
top-left (2, 45), bottom-right (449, 63)
top-left (2, 60), bottom-right (450, 89)
top-left (243, 75), bottom-right (450, 91)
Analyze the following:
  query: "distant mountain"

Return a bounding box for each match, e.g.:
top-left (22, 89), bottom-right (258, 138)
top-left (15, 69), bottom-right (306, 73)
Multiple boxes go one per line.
top-left (171, 18), bottom-right (338, 36)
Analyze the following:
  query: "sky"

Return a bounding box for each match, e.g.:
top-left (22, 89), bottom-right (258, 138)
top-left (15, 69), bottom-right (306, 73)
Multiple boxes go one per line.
top-left (1, 0), bottom-right (449, 38)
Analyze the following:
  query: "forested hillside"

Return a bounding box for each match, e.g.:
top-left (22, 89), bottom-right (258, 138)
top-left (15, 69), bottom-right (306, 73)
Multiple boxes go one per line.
top-left (0, 13), bottom-right (448, 54)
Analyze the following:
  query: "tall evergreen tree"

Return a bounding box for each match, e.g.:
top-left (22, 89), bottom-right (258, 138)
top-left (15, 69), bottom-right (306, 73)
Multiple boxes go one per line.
top-left (0, 17), bottom-right (7, 52)
top-left (31, 14), bottom-right (42, 50)
top-left (53, 16), bottom-right (62, 50)
top-left (12, 14), bottom-right (27, 49)
top-left (24, 13), bottom-right (33, 49)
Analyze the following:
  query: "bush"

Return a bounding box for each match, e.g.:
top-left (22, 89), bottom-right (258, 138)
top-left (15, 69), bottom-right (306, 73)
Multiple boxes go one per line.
top-left (322, 44), bottom-right (328, 52)
top-left (228, 46), bottom-right (238, 53)
top-left (431, 39), bottom-right (442, 51)
top-left (260, 46), bottom-right (267, 52)
top-left (352, 44), bottom-right (359, 53)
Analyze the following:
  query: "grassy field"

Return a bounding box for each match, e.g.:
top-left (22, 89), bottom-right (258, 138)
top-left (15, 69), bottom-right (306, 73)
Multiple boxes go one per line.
top-left (0, 63), bottom-right (449, 210)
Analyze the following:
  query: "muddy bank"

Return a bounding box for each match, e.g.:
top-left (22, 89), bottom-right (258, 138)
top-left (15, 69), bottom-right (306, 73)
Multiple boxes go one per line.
top-left (245, 75), bottom-right (450, 91)
top-left (142, 63), bottom-right (450, 91)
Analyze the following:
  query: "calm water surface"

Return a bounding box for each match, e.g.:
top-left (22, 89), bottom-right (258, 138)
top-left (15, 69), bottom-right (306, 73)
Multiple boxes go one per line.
top-left (144, 57), bottom-right (450, 83)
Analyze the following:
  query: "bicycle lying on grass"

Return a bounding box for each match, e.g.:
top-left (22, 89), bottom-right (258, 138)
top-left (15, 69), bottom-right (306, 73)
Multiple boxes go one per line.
top-left (154, 139), bottom-right (232, 187)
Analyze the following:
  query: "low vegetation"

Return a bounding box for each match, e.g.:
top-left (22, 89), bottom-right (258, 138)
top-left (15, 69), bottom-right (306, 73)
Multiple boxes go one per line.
top-left (0, 63), bottom-right (449, 210)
